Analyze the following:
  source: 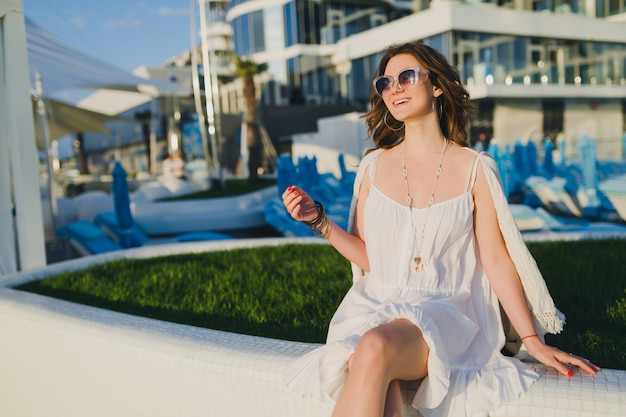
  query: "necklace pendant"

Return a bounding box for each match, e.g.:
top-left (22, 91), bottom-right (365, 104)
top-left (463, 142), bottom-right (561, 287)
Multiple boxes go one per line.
top-left (411, 255), bottom-right (426, 272)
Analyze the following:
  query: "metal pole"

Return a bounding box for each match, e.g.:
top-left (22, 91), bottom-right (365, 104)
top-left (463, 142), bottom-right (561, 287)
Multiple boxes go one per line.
top-left (35, 72), bottom-right (57, 243)
top-left (149, 97), bottom-right (158, 174)
top-left (190, 0), bottom-right (213, 173)
top-left (207, 4), bottom-right (225, 187)
top-left (198, 0), bottom-right (222, 183)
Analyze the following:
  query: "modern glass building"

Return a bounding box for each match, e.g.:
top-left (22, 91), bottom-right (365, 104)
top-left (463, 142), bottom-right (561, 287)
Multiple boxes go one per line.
top-left (226, 0), bottom-right (411, 107)
top-left (218, 0), bottom-right (625, 155)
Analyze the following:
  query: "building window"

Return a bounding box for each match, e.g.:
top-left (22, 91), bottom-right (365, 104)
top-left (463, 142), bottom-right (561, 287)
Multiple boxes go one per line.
top-left (298, 0), bottom-right (322, 45)
top-left (350, 55), bottom-right (380, 107)
top-left (452, 31), bottom-right (626, 87)
top-left (597, 0), bottom-right (626, 17)
top-left (251, 10), bottom-right (265, 53)
top-left (264, 6), bottom-right (285, 52)
top-left (232, 14), bottom-right (250, 56)
top-left (231, 10), bottom-right (266, 55)
top-left (351, 58), bottom-right (367, 106)
top-left (284, 2), bottom-right (299, 46)
top-left (470, 100), bottom-right (494, 147)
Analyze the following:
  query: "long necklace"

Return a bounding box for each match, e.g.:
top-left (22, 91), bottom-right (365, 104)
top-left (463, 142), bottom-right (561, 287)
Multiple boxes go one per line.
top-left (401, 138), bottom-right (449, 272)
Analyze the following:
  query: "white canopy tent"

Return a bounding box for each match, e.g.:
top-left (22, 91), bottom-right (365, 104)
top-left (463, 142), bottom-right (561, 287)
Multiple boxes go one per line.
top-left (32, 96), bottom-right (135, 149)
top-left (26, 15), bottom-right (192, 173)
top-left (1, 0), bottom-right (46, 275)
top-left (1, 5), bottom-right (190, 275)
top-left (24, 17), bottom-right (183, 97)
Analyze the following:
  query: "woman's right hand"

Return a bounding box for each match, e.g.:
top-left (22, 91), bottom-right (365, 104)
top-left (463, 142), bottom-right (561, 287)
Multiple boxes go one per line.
top-left (282, 186), bottom-right (319, 222)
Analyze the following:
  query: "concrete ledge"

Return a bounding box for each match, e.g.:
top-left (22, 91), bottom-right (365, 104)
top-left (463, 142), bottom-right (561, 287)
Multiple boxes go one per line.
top-left (1, 238), bottom-right (624, 417)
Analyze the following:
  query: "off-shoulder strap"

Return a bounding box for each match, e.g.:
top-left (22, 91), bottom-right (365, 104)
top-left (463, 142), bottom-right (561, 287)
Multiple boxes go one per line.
top-left (369, 153), bottom-right (379, 184)
top-left (347, 148), bottom-right (383, 282)
top-left (347, 149), bottom-right (383, 231)
top-left (465, 153), bottom-right (481, 192)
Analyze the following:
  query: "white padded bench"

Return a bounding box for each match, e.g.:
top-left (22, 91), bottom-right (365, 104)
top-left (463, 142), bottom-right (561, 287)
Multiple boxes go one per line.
top-left (0, 239), bottom-right (624, 417)
top-left (401, 365), bottom-right (625, 416)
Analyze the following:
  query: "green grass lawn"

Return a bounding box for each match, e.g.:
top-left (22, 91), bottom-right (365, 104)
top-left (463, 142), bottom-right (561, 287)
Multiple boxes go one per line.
top-left (17, 239), bottom-right (626, 370)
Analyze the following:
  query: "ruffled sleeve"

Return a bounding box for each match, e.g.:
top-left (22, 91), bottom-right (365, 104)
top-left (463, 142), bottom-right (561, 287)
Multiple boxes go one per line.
top-left (347, 149), bottom-right (382, 284)
top-left (477, 153), bottom-right (566, 336)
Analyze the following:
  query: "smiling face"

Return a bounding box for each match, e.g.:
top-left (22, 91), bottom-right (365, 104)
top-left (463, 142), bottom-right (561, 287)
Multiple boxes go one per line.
top-left (365, 41), bottom-right (472, 149)
top-left (381, 53), bottom-right (441, 124)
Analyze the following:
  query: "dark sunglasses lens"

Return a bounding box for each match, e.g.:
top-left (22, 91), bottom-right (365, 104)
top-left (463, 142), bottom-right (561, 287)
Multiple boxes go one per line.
top-left (398, 69), bottom-right (418, 88)
top-left (374, 77), bottom-right (392, 96)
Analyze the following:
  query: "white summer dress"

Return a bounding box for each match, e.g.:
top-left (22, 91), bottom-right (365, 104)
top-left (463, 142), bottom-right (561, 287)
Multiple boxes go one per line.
top-left (284, 149), bottom-right (546, 417)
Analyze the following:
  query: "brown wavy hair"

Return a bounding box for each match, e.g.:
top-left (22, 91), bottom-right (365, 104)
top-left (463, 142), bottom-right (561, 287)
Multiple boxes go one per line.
top-left (363, 41), bottom-right (474, 150)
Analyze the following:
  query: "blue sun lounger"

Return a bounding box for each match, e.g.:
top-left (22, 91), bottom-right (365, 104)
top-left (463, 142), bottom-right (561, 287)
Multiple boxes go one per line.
top-left (57, 214), bottom-right (233, 257)
top-left (56, 220), bottom-right (123, 256)
top-left (92, 211), bottom-right (232, 248)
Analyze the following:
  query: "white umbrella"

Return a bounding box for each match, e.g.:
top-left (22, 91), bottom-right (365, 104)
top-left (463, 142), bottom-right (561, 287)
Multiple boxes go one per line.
top-left (32, 96), bottom-right (135, 148)
top-left (31, 96), bottom-right (137, 238)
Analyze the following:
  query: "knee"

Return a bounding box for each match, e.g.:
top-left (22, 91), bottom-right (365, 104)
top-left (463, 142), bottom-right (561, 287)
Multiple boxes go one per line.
top-left (350, 329), bottom-right (395, 372)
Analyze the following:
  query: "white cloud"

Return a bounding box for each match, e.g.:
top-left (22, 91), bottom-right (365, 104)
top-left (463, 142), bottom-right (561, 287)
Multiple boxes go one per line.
top-left (67, 15), bottom-right (88, 29)
top-left (157, 7), bottom-right (189, 17)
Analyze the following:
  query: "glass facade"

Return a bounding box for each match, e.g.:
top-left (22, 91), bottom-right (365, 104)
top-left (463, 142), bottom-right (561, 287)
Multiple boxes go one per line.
top-left (345, 31), bottom-right (625, 107)
top-left (207, 3), bottom-right (228, 24)
top-left (473, 0), bottom-right (625, 17)
top-left (200, 1), bottom-right (235, 77)
top-left (351, 54), bottom-right (384, 106)
top-left (225, 0), bottom-right (625, 110)
top-left (229, 0), bottom-right (409, 105)
top-left (320, 2), bottom-right (391, 45)
top-left (231, 0), bottom-right (406, 54)
top-left (452, 32), bottom-right (626, 88)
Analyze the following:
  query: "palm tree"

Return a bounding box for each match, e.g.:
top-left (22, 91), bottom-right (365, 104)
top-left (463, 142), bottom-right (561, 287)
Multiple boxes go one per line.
top-left (234, 56), bottom-right (268, 183)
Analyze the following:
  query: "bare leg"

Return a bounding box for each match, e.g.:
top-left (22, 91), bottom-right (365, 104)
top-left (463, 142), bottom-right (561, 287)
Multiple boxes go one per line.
top-left (384, 380), bottom-right (404, 417)
top-left (331, 319), bottom-right (429, 417)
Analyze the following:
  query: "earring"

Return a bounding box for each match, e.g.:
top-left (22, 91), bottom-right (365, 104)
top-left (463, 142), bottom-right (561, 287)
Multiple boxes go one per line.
top-left (384, 110), bottom-right (404, 132)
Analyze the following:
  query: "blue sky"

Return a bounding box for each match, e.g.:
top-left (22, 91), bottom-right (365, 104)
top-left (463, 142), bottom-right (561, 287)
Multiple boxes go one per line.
top-left (23, 0), bottom-right (196, 72)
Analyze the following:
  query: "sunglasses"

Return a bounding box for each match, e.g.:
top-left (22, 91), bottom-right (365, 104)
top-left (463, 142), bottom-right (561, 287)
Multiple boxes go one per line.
top-left (372, 66), bottom-right (429, 97)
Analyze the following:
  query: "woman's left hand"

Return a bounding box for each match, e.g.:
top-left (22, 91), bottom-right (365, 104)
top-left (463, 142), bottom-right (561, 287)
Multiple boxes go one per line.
top-left (523, 336), bottom-right (601, 377)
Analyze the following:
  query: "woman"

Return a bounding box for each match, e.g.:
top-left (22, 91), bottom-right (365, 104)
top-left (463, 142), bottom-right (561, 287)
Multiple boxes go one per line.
top-left (281, 41), bottom-right (599, 417)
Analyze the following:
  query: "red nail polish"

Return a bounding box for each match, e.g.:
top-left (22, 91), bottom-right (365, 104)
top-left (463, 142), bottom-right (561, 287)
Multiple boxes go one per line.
top-left (294, 191), bottom-right (300, 196)
top-left (567, 370), bottom-right (573, 377)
